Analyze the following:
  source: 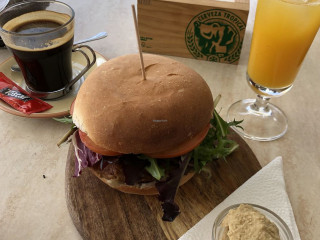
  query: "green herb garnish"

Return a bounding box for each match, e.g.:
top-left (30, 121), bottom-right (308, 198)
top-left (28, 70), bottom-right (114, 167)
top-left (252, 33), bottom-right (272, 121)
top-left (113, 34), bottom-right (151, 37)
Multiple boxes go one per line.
top-left (53, 115), bottom-right (77, 147)
top-left (53, 116), bottom-right (74, 125)
top-left (192, 95), bottom-right (243, 172)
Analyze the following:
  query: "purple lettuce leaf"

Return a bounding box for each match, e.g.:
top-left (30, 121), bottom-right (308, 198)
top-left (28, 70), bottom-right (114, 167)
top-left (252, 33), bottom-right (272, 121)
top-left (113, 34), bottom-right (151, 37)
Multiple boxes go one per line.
top-left (156, 153), bottom-right (192, 221)
top-left (72, 130), bottom-right (102, 177)
top-left (119, 154), bottom-right (148, 185)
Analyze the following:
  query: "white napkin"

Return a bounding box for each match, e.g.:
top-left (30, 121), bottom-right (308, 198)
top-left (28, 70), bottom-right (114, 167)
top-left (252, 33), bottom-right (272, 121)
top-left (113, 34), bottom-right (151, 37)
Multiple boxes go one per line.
top-left (0, 0), bottom-right (9, 12)
top-left (179, 156), bottom-right (301, 240)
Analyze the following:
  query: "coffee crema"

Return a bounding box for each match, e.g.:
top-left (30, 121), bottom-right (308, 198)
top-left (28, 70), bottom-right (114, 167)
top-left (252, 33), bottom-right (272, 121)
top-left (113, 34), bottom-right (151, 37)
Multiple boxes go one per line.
top-left (14, 20), bottom-right (61, 35)
top-left (3, 10), bottom-right (73, 51)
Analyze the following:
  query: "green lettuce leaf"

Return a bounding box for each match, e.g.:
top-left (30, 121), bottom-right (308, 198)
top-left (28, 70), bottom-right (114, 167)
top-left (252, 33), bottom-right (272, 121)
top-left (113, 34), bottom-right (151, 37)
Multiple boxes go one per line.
top-left (139, 155), bottom-right (165, 180)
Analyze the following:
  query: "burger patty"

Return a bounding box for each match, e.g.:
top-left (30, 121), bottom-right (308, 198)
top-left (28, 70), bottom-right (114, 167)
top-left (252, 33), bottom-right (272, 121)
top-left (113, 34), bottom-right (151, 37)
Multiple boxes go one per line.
top-left (91, 155), bottom-right (161, 185)
top-left (92, 158), bottom-right (125, 182)
top-left (91, 154), bottom-right (192, 186)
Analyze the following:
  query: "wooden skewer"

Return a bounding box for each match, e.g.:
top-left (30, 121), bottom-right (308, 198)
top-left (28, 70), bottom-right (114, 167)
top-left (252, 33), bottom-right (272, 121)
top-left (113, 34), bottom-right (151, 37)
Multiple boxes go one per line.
top-left (131, 4), bottom-right (146, 80)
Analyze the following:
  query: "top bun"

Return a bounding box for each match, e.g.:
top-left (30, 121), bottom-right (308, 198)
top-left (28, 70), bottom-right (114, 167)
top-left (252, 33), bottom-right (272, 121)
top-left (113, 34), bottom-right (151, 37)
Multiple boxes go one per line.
top-left (72, 54), bottom-right (213, 154)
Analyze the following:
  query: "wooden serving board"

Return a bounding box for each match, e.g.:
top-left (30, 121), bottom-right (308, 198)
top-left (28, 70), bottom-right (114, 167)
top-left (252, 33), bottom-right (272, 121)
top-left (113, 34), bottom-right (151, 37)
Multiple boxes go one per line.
top-left (65, 130), bottom-right (261, 240)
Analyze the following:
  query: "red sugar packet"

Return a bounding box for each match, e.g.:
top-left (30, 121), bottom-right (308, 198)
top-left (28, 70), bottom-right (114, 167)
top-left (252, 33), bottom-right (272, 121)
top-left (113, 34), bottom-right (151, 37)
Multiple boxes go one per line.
top-left (0, 72), bottom-right (52, 114)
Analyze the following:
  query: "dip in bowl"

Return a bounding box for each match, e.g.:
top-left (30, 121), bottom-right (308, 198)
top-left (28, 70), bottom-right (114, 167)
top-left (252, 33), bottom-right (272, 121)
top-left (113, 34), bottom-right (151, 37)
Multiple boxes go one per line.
top-left (212, 203), bottom-right (294, 240)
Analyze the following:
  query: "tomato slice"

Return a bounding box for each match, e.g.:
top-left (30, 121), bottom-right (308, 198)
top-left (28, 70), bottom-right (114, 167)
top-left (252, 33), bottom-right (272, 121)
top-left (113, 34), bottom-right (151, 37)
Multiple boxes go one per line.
top-left (147, 123), bottom-right (210, 159)
top-left (78, 130), bottom-right (123, 156)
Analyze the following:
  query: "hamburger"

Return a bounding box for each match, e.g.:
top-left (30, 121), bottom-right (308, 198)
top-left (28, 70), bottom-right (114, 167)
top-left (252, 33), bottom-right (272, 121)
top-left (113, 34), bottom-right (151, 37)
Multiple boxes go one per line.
top-left (69, 53), bottom-right (240, 221)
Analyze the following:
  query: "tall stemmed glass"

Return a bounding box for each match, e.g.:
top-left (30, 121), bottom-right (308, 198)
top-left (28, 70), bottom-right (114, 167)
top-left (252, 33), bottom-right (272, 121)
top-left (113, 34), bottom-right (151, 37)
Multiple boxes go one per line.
top-left (227, 0), bottom-right (320, 141)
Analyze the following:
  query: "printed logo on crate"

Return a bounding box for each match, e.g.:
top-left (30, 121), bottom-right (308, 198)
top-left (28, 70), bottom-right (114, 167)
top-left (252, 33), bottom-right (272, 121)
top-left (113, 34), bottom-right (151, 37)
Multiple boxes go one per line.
top-left (185, 9), bottom-right (246, 64)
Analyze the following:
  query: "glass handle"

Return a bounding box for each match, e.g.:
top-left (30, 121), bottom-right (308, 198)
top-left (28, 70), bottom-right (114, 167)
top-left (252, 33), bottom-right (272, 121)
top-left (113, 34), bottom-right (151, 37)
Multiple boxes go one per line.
top-left (65, 45), bottom-right (96, 90)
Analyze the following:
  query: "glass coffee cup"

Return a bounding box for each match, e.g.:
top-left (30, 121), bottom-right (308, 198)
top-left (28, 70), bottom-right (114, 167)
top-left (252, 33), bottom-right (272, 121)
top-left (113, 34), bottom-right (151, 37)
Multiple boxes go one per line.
top-left (0, 0), bottom-right (96, 99)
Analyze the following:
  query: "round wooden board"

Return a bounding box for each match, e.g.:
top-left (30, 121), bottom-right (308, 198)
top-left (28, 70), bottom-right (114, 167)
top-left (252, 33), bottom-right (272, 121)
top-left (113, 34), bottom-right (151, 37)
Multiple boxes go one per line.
top-left (65, 130), bottom-right (261, 240)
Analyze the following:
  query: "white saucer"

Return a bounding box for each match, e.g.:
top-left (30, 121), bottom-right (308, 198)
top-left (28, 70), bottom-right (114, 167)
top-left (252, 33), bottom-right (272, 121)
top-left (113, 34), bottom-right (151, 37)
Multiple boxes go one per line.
top-left (0, 49), bottom-right (107, 118)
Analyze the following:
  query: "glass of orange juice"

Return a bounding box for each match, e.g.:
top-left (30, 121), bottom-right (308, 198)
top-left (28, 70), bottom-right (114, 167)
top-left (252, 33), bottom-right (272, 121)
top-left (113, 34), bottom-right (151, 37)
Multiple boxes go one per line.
top-left (227, 0), bottom-right (320, 141)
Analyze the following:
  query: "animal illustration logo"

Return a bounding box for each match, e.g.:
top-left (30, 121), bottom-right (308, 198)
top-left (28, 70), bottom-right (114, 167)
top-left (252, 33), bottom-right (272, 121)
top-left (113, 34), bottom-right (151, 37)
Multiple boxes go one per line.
top-left (185, 9), bottom-right (246, 63)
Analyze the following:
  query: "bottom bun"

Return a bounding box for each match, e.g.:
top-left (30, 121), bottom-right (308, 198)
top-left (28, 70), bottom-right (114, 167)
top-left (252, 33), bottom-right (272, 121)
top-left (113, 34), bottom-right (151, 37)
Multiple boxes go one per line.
top-left (89, 168), bottom-right (195, 195)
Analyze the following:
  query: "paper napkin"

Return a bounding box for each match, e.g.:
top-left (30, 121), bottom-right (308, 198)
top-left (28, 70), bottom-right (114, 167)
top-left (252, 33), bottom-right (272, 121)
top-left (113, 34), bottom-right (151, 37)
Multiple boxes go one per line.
top-left (0, 0), bottom-right (9, 12)
top-left (179, 156), bottom-right (301, 240)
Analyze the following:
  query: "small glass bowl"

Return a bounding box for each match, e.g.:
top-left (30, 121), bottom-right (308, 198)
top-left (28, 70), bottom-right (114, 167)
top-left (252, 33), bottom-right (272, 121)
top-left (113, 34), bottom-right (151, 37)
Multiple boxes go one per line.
top-left (212, 203), bottom-right (294, 240)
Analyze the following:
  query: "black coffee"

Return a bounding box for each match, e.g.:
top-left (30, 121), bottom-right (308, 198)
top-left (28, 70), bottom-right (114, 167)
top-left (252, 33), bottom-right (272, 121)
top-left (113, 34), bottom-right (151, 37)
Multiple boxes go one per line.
top-left (3, 11), bottom-right (74, 93)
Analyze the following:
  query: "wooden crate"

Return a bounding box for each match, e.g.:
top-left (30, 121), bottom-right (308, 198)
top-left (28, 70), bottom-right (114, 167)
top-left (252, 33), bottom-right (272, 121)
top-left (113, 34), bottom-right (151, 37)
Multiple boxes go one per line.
top-left (138, 0), bottom-right (249, 64)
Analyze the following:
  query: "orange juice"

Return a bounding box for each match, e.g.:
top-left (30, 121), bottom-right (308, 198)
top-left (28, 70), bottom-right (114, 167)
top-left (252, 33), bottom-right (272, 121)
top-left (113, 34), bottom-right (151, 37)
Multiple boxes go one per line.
top-left (247, 0), bottom-right (320, 89)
